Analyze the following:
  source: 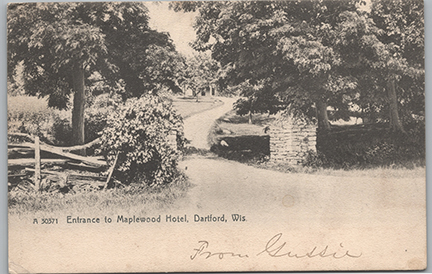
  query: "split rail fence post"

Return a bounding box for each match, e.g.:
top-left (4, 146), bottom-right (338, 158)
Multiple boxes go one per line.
top-left (34, 136), bottom-right (41, 190)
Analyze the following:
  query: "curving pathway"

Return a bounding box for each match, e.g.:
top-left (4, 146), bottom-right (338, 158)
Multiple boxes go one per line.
top-left (8, 96), bottom-right (425, 273)
top-left (177, 97), bottom-right (424, 233)
top-left (177, 156), bottom-right (424, 223)
top-left (183, 97), bottom-right (237, 150)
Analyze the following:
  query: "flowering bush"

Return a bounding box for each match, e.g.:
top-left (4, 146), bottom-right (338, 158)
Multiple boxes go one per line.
top-left (98, 95), bottom-right (185, 186)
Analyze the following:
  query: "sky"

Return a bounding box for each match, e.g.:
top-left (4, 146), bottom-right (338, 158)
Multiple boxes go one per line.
top-left (145, 2), bottom-right (198, 57)
top-left (144, 0), bottom-right (371, 57)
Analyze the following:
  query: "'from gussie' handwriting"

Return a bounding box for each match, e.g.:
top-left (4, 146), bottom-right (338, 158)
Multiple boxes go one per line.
top-left (257, 233), bottom-right (362, 259)
top-left (190, 241), bottom-right (249, 260)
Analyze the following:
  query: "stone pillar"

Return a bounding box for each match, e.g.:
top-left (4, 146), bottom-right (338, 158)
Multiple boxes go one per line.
top-left (269, 118), bottom-right (316, 165)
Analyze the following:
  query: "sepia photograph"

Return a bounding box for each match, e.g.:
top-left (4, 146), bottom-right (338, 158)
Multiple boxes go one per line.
top-left (7, 0), bottom-right (426, 272)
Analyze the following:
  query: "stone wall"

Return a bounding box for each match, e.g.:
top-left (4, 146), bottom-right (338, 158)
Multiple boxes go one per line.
top-left (269, 117), bottom-right (316, 165)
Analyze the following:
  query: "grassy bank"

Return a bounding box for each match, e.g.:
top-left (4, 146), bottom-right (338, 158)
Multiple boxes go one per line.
top-left (171, 96), bottom-right (223, 119)
top-left (8, 173), bottom-right (192, 218)
top-left (208, 110), bottom-right (274, 146)
top-left (249, 160), bottom-right (426, 178)
top-left (8, 94), bottom-right (222, 217)
top-left (212, 110), bottom-right (274, 135)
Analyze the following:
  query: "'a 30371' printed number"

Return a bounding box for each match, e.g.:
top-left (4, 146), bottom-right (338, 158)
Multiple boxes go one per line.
top-left (33, 218), bottom-right (58, 224)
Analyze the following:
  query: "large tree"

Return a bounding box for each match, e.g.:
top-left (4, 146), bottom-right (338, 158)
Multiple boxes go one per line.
top-left (173, 1), bottom-right (362, 131)
top-left (367, 0), bottom-right (424, 132)
top-left (8, 2), bottom-right (184, 150)
top-left (173, 0), bottom-right (424, 132)
top-left (8, 3), bottom-right (108, 149)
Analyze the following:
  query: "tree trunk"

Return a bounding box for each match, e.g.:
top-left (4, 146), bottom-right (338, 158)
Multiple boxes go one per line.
top-left (387, 78), bottom-right (405, 133)
top-left (248, 100), bottom-right (255, 124)
top-left (316, 99), bottom-right (331, 131)
top-left (72, 63), bottom-right (86, 155)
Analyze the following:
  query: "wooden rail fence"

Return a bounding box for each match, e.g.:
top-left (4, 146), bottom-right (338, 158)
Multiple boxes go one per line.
top-left (8, 133), bottom-right (111, 191)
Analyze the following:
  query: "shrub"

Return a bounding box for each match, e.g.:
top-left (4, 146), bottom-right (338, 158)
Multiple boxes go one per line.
top-left (315, 124), bottom-right (425, 168)
top-left (84, 93), bottom-right (120, 143)
top-left (303, 150), bottom-right (328, 169)
top-left (51, 94), bottom-right (120, 147)
top-left (51, 116), bottom-right (73, 145)
top-left (98, 95), bottom-right (185, 186)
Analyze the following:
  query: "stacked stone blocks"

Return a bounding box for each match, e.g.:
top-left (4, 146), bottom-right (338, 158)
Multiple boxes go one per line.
top-left (269, 117), bottom-right (316, 165)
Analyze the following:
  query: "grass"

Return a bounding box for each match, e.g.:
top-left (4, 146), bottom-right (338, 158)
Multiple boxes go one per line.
top-left (171, 96), bottom-right (223, 119)
top-left (209, 108), bottom-right (425, 179)
top-left (247, 159), bottom-right (426, 179)
top-left (310, 165), bottom-right (426, 178)
top-left (8, 94), bottom-right (219, 217)
top-left (213, 110), bottom-right (275, 136)
top-left (8, 95), bottom-right (52, 132)
top-left (208, 110), bottom-right (274, 146)
top-left (8, 172), bottom-right (192, 218)
top-left (219, 110), bottom-right (275, 126)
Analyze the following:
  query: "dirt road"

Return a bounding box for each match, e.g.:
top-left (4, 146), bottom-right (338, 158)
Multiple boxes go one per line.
top-left (8, 97), bottom-right (426, 272)
top-left (183, 97), bottom-right (237, 150)
top-left (178, 97), bottom-right (425, 228)
top-left (178, 156), bottom-right (424, 225)
top-left (178, 106), bottom-right (425, 270)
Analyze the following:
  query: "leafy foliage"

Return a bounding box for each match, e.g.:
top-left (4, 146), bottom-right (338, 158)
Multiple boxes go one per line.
top-left (308, 124), bottom-right (425, 168)
top-left (8, 2), bottom-right (186, 146)
top-left (233, 81), bottom-right (285, 121)
top-left (85, 1), bottom-right (186, 98)
top-left (98, 95), bottom-right (185, 186)
top-left (182, 53), bottom-right (221, 98)
top-left (174, 0), bottom-right (424, 132)
top-left (140, 45), bottom-right (186, 96)
top-left (8, 3), bottom-right (107, 109)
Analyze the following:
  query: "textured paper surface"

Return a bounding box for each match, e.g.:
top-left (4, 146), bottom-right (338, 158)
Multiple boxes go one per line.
top-left (7, 137), bottom-right (428, 272)
top-left (8, 1), bottom-right (426, 272)
top-left (9, 171), bottom-right (426, 272)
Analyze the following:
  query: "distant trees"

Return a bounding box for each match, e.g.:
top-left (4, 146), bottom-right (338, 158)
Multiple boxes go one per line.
top-left (173, 0), bottom-right (424, 132)
top-left (182, 53), bottom-right (220, 100)
top-left (8, 2), bottom-right (184, 149)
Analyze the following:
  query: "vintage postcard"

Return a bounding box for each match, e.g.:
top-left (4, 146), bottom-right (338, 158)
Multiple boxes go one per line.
top-left (7, 0), bottom-right (426, 272)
